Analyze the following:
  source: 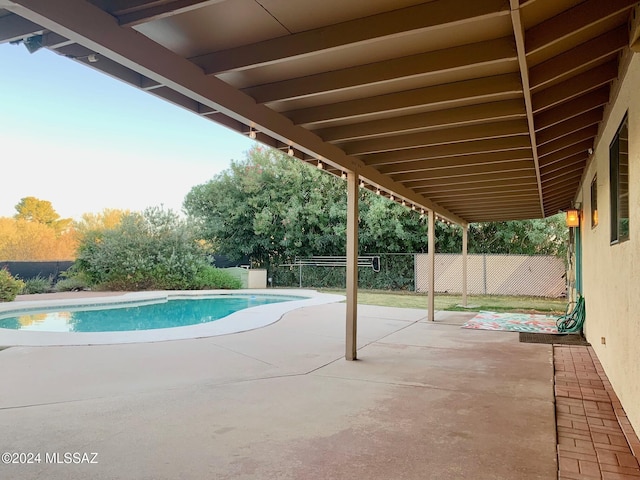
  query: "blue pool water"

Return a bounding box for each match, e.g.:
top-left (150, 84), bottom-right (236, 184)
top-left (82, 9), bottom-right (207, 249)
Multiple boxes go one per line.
top-left (0, 295), bottom-right (306, 333)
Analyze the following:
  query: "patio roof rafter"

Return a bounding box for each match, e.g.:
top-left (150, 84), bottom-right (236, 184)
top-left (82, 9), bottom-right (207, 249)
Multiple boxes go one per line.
top-left (285, 73), bottom-right (523, 127)
top-left (525, 0), bottom-right (639, 55)
top-left (341, 119), bottom-right (530, 156)
top-left (376, 150), bottom-right (534, 176)
top-left (242, 36), bottom-right (518, 105)
top-left (113, 0), bottom-right (225, 27)
top-left (190, 0), bottom-right (511, 75)
top-left (509, 0), bottom-right (544, 218)
top-left (316, 99), bottom-right (527, 143)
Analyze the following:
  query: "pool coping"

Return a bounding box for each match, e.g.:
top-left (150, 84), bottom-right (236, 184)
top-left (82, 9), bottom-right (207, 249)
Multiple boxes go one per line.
top-left (0, 289), bottom-right (345, 346)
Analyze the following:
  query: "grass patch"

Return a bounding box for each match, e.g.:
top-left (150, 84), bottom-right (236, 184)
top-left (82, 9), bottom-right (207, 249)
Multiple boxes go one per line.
top-left (320, 289), bottom-right (566, 314)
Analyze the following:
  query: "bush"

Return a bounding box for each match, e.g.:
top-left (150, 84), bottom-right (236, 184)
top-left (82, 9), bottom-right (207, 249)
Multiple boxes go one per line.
top-left (192, 266), bottom-right (242, 289)
top-left (74, 207), bottom-right (214, 291)
top-left (21, 275), bottom-right (53, 294)
top-left (0, 269), bottom-right (25, 302)
top-left (54, 275), bottom-right (90, 292)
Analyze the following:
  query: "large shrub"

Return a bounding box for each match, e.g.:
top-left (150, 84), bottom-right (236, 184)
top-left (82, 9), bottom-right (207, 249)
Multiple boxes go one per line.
top-left (0, 269), bottom-right (25, 302)
top-left (74, 207), bottom-right (231, 291)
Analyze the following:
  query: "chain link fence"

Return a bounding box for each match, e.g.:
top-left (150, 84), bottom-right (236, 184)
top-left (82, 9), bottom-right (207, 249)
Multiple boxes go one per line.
top-left (415, 253), bottom-right (566, 297)
top-left (273, 253), bottom-right (566, 297)
top-left (272, 253), bottom-right (415, 291)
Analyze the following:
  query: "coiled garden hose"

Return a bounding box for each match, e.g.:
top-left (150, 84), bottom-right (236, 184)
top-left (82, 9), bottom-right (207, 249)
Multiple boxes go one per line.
top-left (556, 295), bottom-right (586, 333)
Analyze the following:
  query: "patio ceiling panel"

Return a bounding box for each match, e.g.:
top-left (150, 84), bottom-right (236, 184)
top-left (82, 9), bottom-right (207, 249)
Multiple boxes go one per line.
top-left (1, 0), bottom-right (637, 224)
top-left (376, 150), bottom-right (534, 176)
top-left (240, 36), bottom-right (518, 105)
top-left (534, 87), bottom-right (611, 131)
top-left (341, 120), bottom-right (530, 157)
top-left (536, 109), bottom-right (604, 146)
top-left (361, 137), bottom-right (533, 167)
top-left (425, 183), bottom-right (540, 199)
top-left (315, 99), bottom-right (527, 143)
top-left (0, 10), bottom-right (40, 42)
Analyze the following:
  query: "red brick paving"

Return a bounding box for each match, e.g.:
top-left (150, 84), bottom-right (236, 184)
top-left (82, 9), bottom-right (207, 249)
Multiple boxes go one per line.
top-left (555, 346), bottom-right (640, 480)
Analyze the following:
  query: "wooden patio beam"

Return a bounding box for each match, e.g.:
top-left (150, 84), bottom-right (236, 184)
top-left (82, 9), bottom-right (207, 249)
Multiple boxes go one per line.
top-left (114, 0), bottom-right (224, 27)
top-left (538, 139), bottom-right (593, 168)
top-left (341, 120), bottom-right (529, 156)
top-left (285, 73), bottom-right (522, 126)
top-left (362, 136), bottom-right (531, 166)
top-left (316, 100), bottom-right (525, 143)
top-left (392, 160), bottom-right (533, 182)
top-left (376, 150), bottom-right (533, 175)
top-left (424, 178), bottom-right (537, 190)
top-left (534, 87), bottom-right (609, 131)
top-left (532, 61), bottom-right (618, 113)
top-left (509, 0), bottom-right (545, 217)
top-left (244, 36), bottom-right (517, 104)
top-left (191, 0), bottom-right (510, 74)
top-left (526, 0), bottom-right (638, 54)
top-left (536, 109), bottom-right (603, 146)
top-left (536, 125), bottom-right (598, 157)
top-left (530, 25), bottom-right (628, 91)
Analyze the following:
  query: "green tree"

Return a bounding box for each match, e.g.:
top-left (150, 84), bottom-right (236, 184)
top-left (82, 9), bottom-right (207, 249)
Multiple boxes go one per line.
top-left (185, 146), bottom-right (348, 269)
top-left (467, 215), bottom-right (567, 257)
top-left (14, 196), bottom-right (72, 234)
top-left (184, 146), bottom-right (568, 267)
top-left (358, 194), bottom-right (428, 253)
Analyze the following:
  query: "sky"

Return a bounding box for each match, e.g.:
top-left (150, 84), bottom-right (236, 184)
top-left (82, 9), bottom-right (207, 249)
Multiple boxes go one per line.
top-left (0, 43), bottom-right (256, 220)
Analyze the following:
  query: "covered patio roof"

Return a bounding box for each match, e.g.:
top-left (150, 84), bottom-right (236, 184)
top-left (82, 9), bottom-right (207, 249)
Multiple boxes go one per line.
top-left (2, 0), bottom-right (639, 225)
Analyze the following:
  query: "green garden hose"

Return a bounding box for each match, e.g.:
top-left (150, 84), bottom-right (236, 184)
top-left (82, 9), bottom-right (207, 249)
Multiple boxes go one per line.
top-left (556, 295), bottom-right (586, 333)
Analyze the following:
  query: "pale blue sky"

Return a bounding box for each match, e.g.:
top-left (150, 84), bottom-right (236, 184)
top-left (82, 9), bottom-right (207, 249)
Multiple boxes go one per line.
top-left (0, 43), bottom-right (256, 220)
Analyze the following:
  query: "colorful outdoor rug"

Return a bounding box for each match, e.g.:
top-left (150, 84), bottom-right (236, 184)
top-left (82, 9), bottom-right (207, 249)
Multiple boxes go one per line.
top-left (461, 311), bottom-right (560, 333)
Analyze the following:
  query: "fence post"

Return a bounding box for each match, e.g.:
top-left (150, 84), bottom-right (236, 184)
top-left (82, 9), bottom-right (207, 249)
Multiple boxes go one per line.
top-left (427, 210), bottom-right (435, 321)
top-left (299, 263), bottom-right (302, 288)
top-left (462, 226), bottom-right (468, 306)
top-left (483, 254), bottom-right (487, 295)
top-left (345, 171), bottom-right (359, 361)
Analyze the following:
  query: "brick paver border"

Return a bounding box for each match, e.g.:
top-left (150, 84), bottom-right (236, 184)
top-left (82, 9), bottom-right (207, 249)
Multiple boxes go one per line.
top-left (555, 345), bottom-right (640, 480)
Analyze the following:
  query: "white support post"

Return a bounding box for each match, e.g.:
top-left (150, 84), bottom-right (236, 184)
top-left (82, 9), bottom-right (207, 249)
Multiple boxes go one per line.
top-left (428, 209), bottom-right (435, 321)
top-left (462, 224), bottom-right (468, 307)
top-left (345, 171), bottom-right (359, 360)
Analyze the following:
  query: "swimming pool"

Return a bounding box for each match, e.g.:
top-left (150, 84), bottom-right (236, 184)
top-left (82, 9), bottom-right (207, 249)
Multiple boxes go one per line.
top-left (0, 294), bottom-right (306, 333)
top-left (0, 290), bottom-right (345, 346)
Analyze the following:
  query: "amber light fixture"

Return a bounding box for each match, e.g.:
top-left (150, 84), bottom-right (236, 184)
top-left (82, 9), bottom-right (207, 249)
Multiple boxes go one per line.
top-left (566, 209), bottom-right (580, 227)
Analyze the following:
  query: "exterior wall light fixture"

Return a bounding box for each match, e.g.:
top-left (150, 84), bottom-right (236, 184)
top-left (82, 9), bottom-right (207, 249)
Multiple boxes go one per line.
top-left (566, 209), bottom-right (580, 227)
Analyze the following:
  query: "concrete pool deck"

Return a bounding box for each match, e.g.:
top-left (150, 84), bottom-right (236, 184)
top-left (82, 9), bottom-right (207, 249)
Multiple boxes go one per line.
top-left (0, 291), bottom-right (558, 479)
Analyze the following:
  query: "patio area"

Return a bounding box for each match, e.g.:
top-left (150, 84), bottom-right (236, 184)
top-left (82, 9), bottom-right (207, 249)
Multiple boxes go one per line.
top-left (1, 294), bottom-right (639, 479)
top-left (0, 292), bottom-right (560, 479)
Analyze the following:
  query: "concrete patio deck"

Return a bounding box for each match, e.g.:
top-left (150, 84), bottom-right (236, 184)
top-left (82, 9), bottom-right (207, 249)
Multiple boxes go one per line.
top-left (0, 293), bottom-right (558, 479)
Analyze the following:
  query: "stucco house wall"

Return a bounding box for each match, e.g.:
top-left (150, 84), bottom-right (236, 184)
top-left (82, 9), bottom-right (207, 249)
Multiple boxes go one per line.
top-left (577, 52), bottom-right (640, 435)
